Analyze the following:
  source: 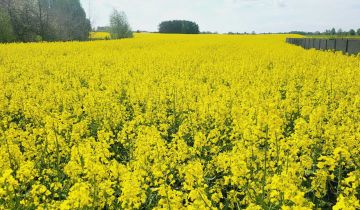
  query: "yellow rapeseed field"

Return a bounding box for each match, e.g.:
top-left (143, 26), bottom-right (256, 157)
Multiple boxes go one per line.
top-left (89, 32), bottom-right (111, 40)
top-left (0, 33), bottom-right (359, 209)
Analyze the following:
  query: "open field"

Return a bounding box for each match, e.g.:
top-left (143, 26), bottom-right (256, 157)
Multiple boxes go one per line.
top-left (0, 34), bottom-right (359, 209)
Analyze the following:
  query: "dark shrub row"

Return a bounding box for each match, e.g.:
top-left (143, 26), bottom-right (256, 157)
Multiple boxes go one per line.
top-left (159, 20), bottom-right (199, 34)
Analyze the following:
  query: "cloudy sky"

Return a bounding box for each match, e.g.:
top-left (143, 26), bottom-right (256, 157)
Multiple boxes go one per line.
top-left (80, 0), bottom-right (360, 33)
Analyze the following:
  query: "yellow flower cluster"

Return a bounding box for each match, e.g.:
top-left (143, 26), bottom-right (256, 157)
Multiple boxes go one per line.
top-left (0, 33), bottom-right (359, 209)
top-left (89, 32), bottom-right (111, 40)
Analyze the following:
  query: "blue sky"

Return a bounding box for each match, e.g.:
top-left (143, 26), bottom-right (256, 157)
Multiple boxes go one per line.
top-left (80, 0), bottom-right (360, 33)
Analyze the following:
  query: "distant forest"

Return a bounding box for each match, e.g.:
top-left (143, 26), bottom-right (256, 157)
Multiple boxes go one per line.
top-left (227, 28), bottom-right (360, 36)
top-left (288, 28), bottom-right (360, 36)
top-left (0, 0), bottom-right (91, 42)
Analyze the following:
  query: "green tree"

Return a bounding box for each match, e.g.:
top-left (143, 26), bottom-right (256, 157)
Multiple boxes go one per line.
top-left (51, 0), bottom-right (91, 41)
top-left (2, 0), bottom-right (39, 42)
top-left (159, 20), bottom-right (199, 34)
top-left (0, 0), bottom-right (91, 42)
top-left (337, 28), bottom-right (343, 35)
top-left (330, 28), bottom-right (336, 35)
top-left (35, 0), bottom-right (56, 41)
top-left (349, 29), bottom-right (356, 36)
top-left (109, 10), bottom-right (133, 39)
top-left (0, 7), bottom-right (15, 42)
top-left (357, 28), bottom-right (360, 36)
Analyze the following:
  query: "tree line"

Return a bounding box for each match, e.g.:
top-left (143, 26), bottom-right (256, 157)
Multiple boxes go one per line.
top-left (97, 19), bottom-right (200, 36)
top-left (289, 28), bottom-right (360, 36)
top-left (0, 0), bottom-right (91, 42)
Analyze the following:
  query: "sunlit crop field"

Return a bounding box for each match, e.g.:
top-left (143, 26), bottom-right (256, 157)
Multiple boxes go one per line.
top-left (89, 31), bottom-right (111, 40)
top-left (0, 33), bottom-right (359, 209)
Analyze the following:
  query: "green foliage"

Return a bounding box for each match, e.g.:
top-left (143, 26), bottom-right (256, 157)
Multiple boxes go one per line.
top-left (0, 0), bottom-right (91, 42)
top-left (109, 10), bottom-right (133, 39)
top-left (349, 29), bottom-right (356, 36)
top-left (0, 8), bottom-right (15, 42)
top-left (50, 0), bottom-right (91, 41)
top-left (330, 28), bottom-right (336, 35)
top-left (158, 20), bottom-right (199, 34)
